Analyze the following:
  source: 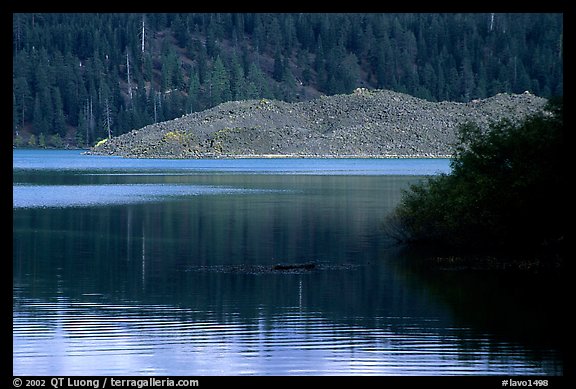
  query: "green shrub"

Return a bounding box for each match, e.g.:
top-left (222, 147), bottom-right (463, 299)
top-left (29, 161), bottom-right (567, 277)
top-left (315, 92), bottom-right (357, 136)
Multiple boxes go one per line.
top-left (13, 134), bottom-right (25, 148)
top-left (390, 97), bottom-right (564, 256)
top-left (49, 133), bottom-right (64, 148)
top-left (38, 133), bottom-right (46, 148)
top-left (27, 134), bottom-right (37, 147)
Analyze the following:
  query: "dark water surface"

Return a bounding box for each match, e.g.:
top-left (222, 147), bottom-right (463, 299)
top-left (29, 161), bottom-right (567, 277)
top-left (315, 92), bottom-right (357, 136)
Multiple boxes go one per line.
top-left (13, 150), bottom-right (564, 376)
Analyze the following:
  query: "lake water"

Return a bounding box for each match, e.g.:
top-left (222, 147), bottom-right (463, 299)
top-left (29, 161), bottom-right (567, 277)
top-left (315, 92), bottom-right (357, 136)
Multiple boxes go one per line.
top-left (13, 150), bottom-right (564, 376)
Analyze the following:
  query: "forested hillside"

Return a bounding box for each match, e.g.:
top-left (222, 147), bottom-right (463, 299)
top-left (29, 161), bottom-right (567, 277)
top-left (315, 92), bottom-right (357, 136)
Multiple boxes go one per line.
top-left (12, 13), bottom-right (563, 148)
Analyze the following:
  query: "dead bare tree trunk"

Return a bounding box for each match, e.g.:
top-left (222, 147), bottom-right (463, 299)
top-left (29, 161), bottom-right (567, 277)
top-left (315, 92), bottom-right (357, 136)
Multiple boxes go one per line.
top-left (88, 98), bottom-right (95, 143)
top-left (126, 50), bottom-right (133, 101)
top-left (140, 16), bottom-right (146, 53)
top-left (103, 98), bottom-right (112, 139)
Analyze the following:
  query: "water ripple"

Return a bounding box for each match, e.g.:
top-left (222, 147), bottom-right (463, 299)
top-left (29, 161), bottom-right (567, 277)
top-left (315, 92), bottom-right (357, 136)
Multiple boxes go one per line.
top-left (13, 297), bottom-right (561, 376)
top-left (13, 183), bottom-right (284, 208)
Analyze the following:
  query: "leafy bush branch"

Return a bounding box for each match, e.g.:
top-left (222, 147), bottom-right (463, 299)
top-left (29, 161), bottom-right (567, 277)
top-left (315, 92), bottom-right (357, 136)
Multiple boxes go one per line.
top-left (388, 97), bottom-right (564, 261)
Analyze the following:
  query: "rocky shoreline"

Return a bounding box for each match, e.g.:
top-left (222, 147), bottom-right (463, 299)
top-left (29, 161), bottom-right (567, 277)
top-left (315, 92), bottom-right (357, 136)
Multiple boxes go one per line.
top-left (88, 88), bottom-right (547, 159)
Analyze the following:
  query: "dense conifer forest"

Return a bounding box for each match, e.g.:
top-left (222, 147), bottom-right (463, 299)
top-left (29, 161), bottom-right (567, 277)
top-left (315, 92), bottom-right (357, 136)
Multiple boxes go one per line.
top-left (12, 13), bottom-right (563, 148)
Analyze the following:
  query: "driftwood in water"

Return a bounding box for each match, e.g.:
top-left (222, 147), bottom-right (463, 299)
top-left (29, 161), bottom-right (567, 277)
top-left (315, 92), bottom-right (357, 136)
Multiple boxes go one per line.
top-left (272, 263), bottom-right (316, 271)
top-left (185, 262), bottom-right (361, 274)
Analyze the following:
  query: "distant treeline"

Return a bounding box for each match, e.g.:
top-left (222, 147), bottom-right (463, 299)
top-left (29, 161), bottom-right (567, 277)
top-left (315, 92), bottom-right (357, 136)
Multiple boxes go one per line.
top-left (12, 13), bottom-right (563, 147)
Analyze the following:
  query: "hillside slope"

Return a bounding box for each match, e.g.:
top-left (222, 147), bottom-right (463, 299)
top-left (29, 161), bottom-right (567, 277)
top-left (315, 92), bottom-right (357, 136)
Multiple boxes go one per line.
top-left (88, 89), bottom-right (547, 158)
top-left (13, 13), bottom-right (563, 147)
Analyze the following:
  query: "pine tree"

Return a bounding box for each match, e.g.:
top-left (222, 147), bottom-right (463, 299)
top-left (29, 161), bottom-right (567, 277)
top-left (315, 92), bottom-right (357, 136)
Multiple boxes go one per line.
top-left (187, 67), bottom-right (201, 113)
top-left (247, 62), bottom-right (270, 98)
top-left (52, 87), bottom-right (67, 137)
top-left (209, 56), bottom-right (231, 106)
top-left (13, 76), bottom-right (31, 133)
top-left (230, 55), bottom-right (248, 101)
top-left (273, 50), bottom-right (286, 82)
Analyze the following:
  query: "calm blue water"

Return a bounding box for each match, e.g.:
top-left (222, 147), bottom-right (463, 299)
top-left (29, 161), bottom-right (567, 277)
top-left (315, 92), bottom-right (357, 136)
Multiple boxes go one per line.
top-left (13, 149), bottom-right (451, 175)
top-left (13, 150), bottom-right (563, 376)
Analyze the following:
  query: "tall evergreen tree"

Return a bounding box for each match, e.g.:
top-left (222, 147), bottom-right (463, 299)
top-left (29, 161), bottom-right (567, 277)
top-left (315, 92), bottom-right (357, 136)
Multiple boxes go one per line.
top-left (209, 56), bottom-right (231, 106)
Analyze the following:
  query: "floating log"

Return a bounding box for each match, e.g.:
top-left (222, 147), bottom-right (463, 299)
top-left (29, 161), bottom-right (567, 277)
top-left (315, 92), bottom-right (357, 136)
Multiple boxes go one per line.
top-left (272, 263), bottom-right (316, 271)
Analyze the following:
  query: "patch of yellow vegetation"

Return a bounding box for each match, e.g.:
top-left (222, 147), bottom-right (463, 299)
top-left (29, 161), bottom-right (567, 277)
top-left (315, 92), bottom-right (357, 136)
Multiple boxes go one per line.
top-left (163, 131), bottom-right (185, 142)
top-left (95, 138), bottom-right (108, 147)
top-left (214, 127), bottom-right (234, 136)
